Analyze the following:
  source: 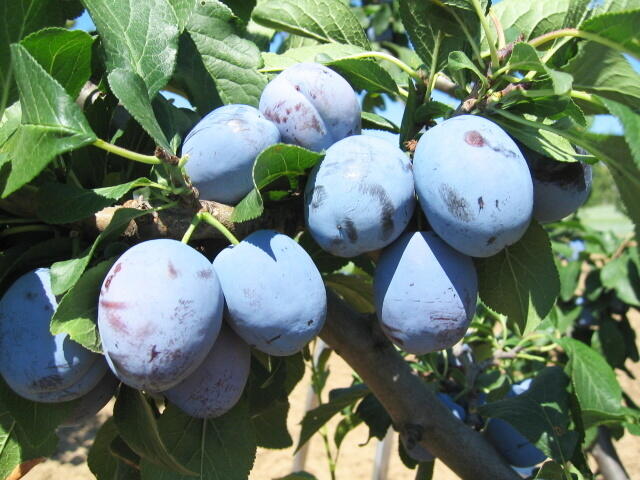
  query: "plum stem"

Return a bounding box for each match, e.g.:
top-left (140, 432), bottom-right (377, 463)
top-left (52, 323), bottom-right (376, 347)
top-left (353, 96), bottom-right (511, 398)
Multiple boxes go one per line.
top-left (93, 139), bottom-right (163, 165)
top-left (471, 0), bottom-right (500, 70)
top-left (182, 212), bottom-right (240, 245)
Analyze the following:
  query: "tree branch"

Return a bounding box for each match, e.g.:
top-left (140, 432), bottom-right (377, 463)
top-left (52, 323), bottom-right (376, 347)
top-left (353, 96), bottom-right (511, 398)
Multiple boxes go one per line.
top-left (591, 426), bottom-right (630, 480)
top-left (320, 291), bottom-right (520, 480)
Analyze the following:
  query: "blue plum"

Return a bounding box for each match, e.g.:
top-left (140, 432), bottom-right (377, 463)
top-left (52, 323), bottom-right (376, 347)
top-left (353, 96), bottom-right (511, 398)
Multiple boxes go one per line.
top-left (0, 268), bottom-right (107, 402)
top-left (164, 326), bottom-right (250, 418)
top-left (61, 371), bottom-right (119, 426)
top-left (213, 230), bottom-right (326, 356)
top-left (98, 239), bottom-right (224, 392)
top-left (523, 145), bottom-right (592, 223)
top-left (181, 104), bottom-right (281, 204)
top-left (403, 393), bottom-right (466, 462)
top-left (485, 379), bottom-right (547, 467)
top-left (259, 62), bottom-right (361, 151)
top-left (413, 115), bottom-right (533, 257)
top-left (305, 135), bottom-right (415, 257)
top-left (374, 232), bottom-right (477, 354)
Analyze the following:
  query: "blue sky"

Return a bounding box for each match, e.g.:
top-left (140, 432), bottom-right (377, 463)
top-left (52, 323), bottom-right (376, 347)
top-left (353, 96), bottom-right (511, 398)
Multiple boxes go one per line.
top-left (71, 9), bottom-right (637, 135)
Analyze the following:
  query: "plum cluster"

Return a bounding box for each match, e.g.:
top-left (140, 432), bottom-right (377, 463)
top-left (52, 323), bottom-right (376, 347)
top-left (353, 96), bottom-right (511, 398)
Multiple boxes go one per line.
top-left (0, 62), bottom-right (590, 445)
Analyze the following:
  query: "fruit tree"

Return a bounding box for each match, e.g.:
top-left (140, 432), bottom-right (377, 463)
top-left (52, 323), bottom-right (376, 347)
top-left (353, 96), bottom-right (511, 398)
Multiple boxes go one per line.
top-left (0, 1), bottom-right (639, 480)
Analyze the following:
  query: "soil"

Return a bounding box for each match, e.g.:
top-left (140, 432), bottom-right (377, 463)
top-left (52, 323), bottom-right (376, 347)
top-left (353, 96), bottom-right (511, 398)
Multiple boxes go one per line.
top-left (24, 313), bottom-right (640, 480)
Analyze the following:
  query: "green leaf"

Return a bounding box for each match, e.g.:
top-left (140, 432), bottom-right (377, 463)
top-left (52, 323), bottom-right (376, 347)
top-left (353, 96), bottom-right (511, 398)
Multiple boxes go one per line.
top-left (50, 258), bottom-right (117, 353)
top-left (171, 32), bottom-right (222, 114)
top-left (296, 383), bottom-right (369, 452)
top-left (399, 0), bottom-right (467, 71)
top-left (475, 221), bottom-right (560, 334)
top-left (187, 0), bottom-right (267, 106)
top-left (140, 401), bottom-right (256, 480)
top-left (50, 208), bottom-right (152, 295)
top-left (108, 69), bottom-right (172, 151)
top-left (600, 252), bottom-right (640, 306)
top-left (478, 367), bottom-right (578, 463)
top-left (0, 44), bottom-right (96, 198)
top-left (361, 112), bottom-right (398, 132)
top-left (261, 44), bottom-right (365, 72)
top-left (0, 0), bottom-right (69, 111)
top-left (580, 10), bottom-right (640, 60)
top-left (114, 387), bottom-right (195, 476)
top-left (490, 0), bottom-right (573, 43)
top-left (37, 178), bottom-right (154, 224)
top-left (221, 0), bottom-right (257, 22)
top-left (251, 399), bottom-right (293, 449)
top-left (355, 394), bottom-right (392, 441)
top-left (324, 273), bottom-right (375, 314)
top-left (448, 51), bottom-right (487, 87)
top-left (20, 28), bottom-right (94, 99)
top-left (231, 144), bottom-right (323, 222)
top-left (600, 98), bottom-right (640, 168)
top-left (559, 338), bottom-right (625, 428)
top-left (252, 0), bottom-right (370, 50)
top-left (507, 43), bottom-right (573, 95)
top-left (563, 43), bottom-right (640, 112)
top-left (168, 0), bottom-right (195, 31)
top-left (88, 418), bottom-right (141, 480)
top-left (82, 0), bottom-right (179, 96)
top-left (601, 0), bottom-right (640, 12)
top-left (414, 101), bottom-right (455, 123)
top-left (328, 58), bottom-right (398, 95)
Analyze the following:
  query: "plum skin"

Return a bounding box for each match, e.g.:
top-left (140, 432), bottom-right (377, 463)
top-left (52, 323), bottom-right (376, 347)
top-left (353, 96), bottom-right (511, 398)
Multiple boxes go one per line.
top-left (181, 104), bottom-right (281, 204)
top-left (164, 326), bottom-right (250, 419)
top-left (61, 371), bottom-right (119, 426)
top-left (485, 379), bottom-right (547, 467)
top-left (213, 230), bottom-right (326, 356)
top-left (413, 115), bottom-right (533, 257)
top-left (305, 135), bottom-right (416, 257)
top-left (374, 232), bottom-right (478, 354)
top-left (0, 268), bottom-right (107, 402)
top-left (98, 239), bottom-right (224, 392)
top-left (259, 62), bottom-right (361, 151)
top-left (522, 144), bottom-right (593, 223)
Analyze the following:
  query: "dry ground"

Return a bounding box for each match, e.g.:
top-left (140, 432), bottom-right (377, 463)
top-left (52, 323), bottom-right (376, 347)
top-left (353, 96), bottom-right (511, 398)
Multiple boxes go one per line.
top-left (25, 314), bottom-right (640, 480)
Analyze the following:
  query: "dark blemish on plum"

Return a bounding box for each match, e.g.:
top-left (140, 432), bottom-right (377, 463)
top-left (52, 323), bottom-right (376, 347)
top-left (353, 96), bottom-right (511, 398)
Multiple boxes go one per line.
top-left (342, 218), bottom-right (359, 243)
top-left (486, 236), bottom-right (496, 245)
top-left (24, 291), bottom-right (37, 301)
top-left (478, 196), bottom-right (484, 210)
top-left (100, 300), bottom-right (127, 310)
top-left (172, 299), bottom-right (195, 324)
top-left (294, 85), bottom-right (301, 92)
top-left (197, 269), bottom-right (213, 279)
top-left (311, 185), bottom-right (326, 209)
top-left (307, 319), bottom-right (314, 326)
top-left (168, 261), bottom-right (178, 279)
top-left (431, 315), bottom-right (459, 322)
top-left (465, 130), bottom-right (485, 147)
top-left (150, 345), bottom-right (160, 362)
top-left (43, 304), bottom-right (52, 312)
top-left (294, 103), bottom-right (303, 111)
top-left (32, 374), bottom-right (64, 391)
top-left (266, 334), bottom-right (282, 344)
top-left (409, 282), bottom-right (414, 287)
top-left (106, 311), bottom-right (128, 334)
top-left (358, 183), bottom-right (395, 240)
top-left (286, 108), bottom-right (291, 115)
top-left (495, 199), bottom-right (500, 210)
top-left (439, 184), bottom-right (473, 223)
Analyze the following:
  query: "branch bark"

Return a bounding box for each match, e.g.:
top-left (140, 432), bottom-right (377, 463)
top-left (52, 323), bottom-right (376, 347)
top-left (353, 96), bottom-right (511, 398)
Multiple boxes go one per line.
top-left (591, 426), bottom-right (630, 480)
top-left (320, 291), bottom-right (520, 480)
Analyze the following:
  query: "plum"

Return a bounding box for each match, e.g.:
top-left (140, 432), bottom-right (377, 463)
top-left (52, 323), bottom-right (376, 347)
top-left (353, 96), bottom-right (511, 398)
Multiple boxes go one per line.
top-left (259, 62), bottom-right (361, 151)
top-left (61, 371), bottom-right (119, 426)
top-left (164, 326), bottom-right (250, 418)
top-left (413, 115), bottom-right (533, 257)
top-left (485, 379), bottom-right (547, 467)
top-left (305, 135), bottom-right (415, 257)
top-left (0, 268), bottom-right (107, 402)
top-left (181, 104), bottom-right (281, 204)
top-left (403, 393), bottom-right (466, 462)
top-left (213, 230), bottom-right (326, 356)
top-left (374, 232), bottom-right (477, 354)
top-left (98, 239), bottom-right (224, 392)
top-left (522, 145), bottom-right (592, 223)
